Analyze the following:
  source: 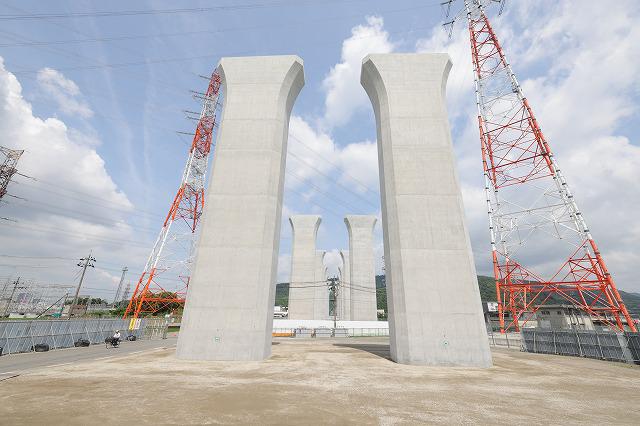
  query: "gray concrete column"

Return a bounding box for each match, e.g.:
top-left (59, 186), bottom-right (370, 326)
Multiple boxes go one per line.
top-left (313, 250), bottom-right (328, 320)
top-left (344, 215), bottom-right (377, 321)
top-left (338, 250), bottom-right (351, 320)
top-left (361, 53), bottom-right (492, 367)
top-left (176, 55), bottom-right (304, 361)
top-left (287, 215), bottom-right (321, 320)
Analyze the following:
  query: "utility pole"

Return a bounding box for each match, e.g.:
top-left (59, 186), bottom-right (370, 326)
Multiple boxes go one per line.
top-left (69, 252), bottom-right (96, 318)
top-left (3, 277), bottom-right (26, 317)
top-left (113, 266), bottom-right (128, 306)
top-left (327, 276), bottom-right (340, 330)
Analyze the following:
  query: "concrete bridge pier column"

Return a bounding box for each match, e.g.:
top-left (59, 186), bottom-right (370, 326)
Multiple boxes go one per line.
top-left (361, 53), bottom-right (492, 367)
top-left (176, 55), bottom-right (304, 361)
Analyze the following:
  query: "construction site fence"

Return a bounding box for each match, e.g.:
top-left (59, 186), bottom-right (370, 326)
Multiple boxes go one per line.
top-left (521, 328), bottom-right (640, 365)
top-left (487, 331), bottom-right (522, 349)
top-left (0, 318), bottom-right (158, 355)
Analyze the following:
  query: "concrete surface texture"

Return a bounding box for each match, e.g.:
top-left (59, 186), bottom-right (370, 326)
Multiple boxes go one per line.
top-left (287, 215), bottom-right (321, 320)
top-left (361, 53), bottom-right (492, 367)
top-left (344, 215), bottom-right (378, 321)
top-left (313, 250), bottom-right (329, 320)
top-left (338, 250), bottom-right (350, 320)
top-left (2, 338), bottom-right (639, 425)
top-left (176, 55), bottom-right (304, 361)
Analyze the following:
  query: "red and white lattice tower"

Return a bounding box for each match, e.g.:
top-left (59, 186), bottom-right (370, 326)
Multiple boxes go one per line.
top-left (461, 0), bottom-right (636, 333)
top-left (124, 71), bottom-right (222, 320)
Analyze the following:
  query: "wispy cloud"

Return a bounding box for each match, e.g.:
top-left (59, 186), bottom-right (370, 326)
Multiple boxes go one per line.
top-left (36, 67), bottom-right (93, 118)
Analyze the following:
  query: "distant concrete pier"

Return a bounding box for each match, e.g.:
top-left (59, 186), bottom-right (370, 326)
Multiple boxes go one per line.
top-left (288, 215), bottom-right (321, 320)
top-left (313, 250), bottom-right (328, 320)
top-left (338, 250), bottom-right (351, 320)
top-left (344, 215), bottom-right (378, 321)
top-left (361, 53), bottom-right (492, 367)
top-left (176, 55), bottom-right (304, 361)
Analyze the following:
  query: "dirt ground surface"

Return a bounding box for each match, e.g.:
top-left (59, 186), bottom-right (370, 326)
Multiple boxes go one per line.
top-left (1, 337), bottom-right (639, 425)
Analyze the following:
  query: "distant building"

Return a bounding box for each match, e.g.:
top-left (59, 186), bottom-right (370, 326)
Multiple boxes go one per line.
top-left (483, 302), bottom-right (637, 332)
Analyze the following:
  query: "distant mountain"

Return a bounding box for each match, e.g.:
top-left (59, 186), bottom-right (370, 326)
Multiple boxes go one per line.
top-left (275, 276), bottom-right (640, 319)
top-left (619, 290), bottom-right (640, 318)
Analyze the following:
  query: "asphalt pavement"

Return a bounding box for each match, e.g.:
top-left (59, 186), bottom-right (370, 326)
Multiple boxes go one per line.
top-left (0, 336), bottom-right (177, 379)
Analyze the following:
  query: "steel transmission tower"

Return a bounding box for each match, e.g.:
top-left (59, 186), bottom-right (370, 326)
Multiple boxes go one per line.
top-left (124, 70), bottom-right (222, 320)
top-left (0, 146), bottom-right (23, 202)
top-left (454, 0), bottom-right (636, 333)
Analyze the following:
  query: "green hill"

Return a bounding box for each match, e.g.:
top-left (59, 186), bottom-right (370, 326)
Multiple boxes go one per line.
top-left (276, 276), bottom-right (640, 319)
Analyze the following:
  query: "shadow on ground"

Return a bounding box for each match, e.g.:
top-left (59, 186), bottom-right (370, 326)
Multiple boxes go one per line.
top-left (333, 343), bottom-right (391, 360)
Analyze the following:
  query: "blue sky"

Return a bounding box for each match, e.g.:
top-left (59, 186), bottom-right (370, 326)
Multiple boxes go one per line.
top-left (0, 0), bottom-right (639, 300)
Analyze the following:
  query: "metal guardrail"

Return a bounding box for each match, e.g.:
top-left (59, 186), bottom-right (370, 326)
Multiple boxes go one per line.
top-left (0, 318), bottom-right (147, 355)
top-left (521, 328), bottom-right (640, 364)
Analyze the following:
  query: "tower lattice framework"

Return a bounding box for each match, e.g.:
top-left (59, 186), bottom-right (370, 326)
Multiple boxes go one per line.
top-left (124, 71), bottom-right (222, 320)
top-left (462, 0), bottom-right (636, 332)
top-left (0, 146), bottom-right (23, 202)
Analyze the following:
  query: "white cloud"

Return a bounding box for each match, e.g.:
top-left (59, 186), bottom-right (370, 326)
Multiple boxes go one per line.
top-left (277, 254), bottom-right (291, 283)
top-left (322, 16), bottom-right (394, 129)
top-left (336, 140), bottom-right (379, 192)
top-left (0, 57), bottom-right (146, 298)
top-left (323, 249), bottom-right (342, 277)
top-left (36, 67), bottom-right (93, 118)
top-left (414, 0), bottom-right (640, 291)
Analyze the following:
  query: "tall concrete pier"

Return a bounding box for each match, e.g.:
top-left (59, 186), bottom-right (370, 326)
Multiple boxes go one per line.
top-left (338, 250), bottom-right (350, 320)
top-left (288, 215), bottom-right (321, 320)
top-left (344, 215), bottom-right (378, 321)
top-left (176, 55), bottom-right (304, 361)
top-left (313, 250), bottom-right (328, 320)
top-left (361, 53), bottom-right (491, 367)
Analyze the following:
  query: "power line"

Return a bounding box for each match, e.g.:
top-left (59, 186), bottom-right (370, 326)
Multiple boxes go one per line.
top-left (0, 221), bottom-right (153, 248)
top-left (287, 152), bottom-right (379, 209)
top-left (289, 132), bottom-right (379, 196)
top-left (0, 0), bottom-right (371, 21)
top-left (0, 4), bottom-right (437, 47)
top-left (3, 197), bottom-right (159, 235)
top-left (12, 178), bottom-right (163, 219)
top-left (285, 171), bottom-right (367, 214)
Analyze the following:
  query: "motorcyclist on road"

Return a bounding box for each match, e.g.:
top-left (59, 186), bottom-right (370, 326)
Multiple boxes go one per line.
top-left (112, 330), bottom-right (121, 347)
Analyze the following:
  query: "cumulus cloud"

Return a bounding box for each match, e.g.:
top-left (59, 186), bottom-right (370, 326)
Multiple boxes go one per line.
top-left (0, 57), bottom-right (146, 297)
top-left (322, 16), bottom-right (394, 129)
top-left (36, 67), bottom-right (94, 118)
top-left (414, 0), bottom-right (640, 291)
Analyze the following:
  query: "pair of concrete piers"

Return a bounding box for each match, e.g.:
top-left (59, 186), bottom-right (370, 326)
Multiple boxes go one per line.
top-left (176, 53), bottom-right (492, 367)
top-left (288, 214), bottom-right (377, 321)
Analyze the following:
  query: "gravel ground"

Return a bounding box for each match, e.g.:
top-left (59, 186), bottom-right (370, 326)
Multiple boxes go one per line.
top-left (1, 337), bottom-right (639, 425)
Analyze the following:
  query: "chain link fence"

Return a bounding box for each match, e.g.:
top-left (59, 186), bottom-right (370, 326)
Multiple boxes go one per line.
top-left (521, 328), bottom-right (640, 364)
top-left (0, 318), bottom-right (149, 355)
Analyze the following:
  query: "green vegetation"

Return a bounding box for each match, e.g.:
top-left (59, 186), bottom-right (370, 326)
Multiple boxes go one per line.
top-left (274, 276), bottom-right (640, 320)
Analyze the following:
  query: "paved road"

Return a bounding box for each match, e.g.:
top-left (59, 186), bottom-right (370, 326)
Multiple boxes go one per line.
top-left (0, 337), bottom-right (177, 378)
